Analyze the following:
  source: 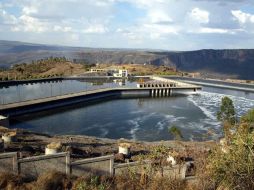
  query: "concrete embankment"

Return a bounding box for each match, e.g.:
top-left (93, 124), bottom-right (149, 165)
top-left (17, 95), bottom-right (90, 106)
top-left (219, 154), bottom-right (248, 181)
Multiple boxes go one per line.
top-left (0, 76), bottom-right (139, 87)
top-left (167, 76), bottom-right (254, 92)
top-left (0, 77), bottom-right (63, 86)
top-left (0, 88), bottom-right (150, 117)
top-left (0, 86), bottom-right (201, 117)
top-left (0, 76), bottom-right (201, 117)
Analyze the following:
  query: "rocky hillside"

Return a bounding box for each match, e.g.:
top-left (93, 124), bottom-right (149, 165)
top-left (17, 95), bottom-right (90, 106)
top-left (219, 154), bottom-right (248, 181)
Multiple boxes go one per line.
top-left (165, 49), bottom-right (254, 79)
top-left (0, 40), bottom-right (254, 79)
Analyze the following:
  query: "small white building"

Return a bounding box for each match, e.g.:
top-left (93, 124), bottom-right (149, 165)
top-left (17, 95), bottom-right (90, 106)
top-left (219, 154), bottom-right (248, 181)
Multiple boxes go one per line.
top-left (113, 69), bottom-right (128, 77)
top-left (113, 70), bottom-right (128, 78)
top-left (90, 68), bottom-right (128, 78)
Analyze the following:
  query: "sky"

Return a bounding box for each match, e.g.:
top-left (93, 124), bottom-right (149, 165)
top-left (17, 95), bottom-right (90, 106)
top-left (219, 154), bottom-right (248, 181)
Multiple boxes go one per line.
top-left (0, 0), bottom-right (254, 50)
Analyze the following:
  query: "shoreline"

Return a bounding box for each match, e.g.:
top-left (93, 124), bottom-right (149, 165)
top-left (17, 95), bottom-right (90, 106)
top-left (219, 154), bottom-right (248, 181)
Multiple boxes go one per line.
top-left (0, 127), bottom-right (215, 159)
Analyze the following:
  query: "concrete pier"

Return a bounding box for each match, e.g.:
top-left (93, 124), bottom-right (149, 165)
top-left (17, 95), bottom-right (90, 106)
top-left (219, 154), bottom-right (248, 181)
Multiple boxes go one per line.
top-left (137, 76), bottom-right (199, 97)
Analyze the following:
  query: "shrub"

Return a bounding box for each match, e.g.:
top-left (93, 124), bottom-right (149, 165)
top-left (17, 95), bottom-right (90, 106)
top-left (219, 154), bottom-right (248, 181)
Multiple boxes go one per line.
top-left (35, 171), bottom-right (71, 190)
top-left (72, 175), bottom-right (113, 190)
top-left (207, 109), bottom-right (254, 190)
top-left (0, 172), bottom-right (23, 190)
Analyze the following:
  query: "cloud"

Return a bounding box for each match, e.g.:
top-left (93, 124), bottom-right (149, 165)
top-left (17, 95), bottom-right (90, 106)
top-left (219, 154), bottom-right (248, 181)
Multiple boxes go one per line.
top-left (22, 6), bottom-right (38, 15)
top-left (53, 25), bottom-right (72, 32)
top-left (82, 24), bottom-right (108, 34)
top-left (0, 0), bottom-right (254, 50)
top-left (0, 8), bottom-right (17, 25)
top-left (189, 7), bottom-right (210, 24)
top-left (147, 10), bottom-right (173, 24)
top-left (18, 15), bottom-right (48, 33)
top-left (232, 10), bottom-right (254, 24)
top-left (199, 27), bottom-right (232, 34)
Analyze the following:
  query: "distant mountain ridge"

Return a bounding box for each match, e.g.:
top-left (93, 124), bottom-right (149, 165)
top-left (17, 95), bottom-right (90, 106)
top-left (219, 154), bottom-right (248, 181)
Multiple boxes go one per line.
top-left (0, 40), bottom-right (253, 79)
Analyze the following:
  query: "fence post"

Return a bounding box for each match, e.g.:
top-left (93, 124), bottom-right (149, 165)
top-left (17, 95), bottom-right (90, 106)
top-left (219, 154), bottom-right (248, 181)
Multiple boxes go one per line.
top-left (180, 163), bottom-right (187, 180)
top-left (13, 152), bottom-right (18, 174)
top-left (109, 156), bottom-right (114, 176)
top-left (66, 152), bottom-right (71, 175)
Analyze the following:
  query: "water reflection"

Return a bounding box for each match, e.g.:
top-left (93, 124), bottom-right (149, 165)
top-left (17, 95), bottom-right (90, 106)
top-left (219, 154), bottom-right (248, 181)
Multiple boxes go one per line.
top-left (0, 79), bottom-right (136, 104)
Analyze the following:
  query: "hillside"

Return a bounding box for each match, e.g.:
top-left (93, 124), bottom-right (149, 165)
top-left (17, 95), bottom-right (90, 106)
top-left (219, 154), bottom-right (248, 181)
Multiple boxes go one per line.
top-left (0, 57), bottom-right (89, 80)
top-left (0, 40), bottom-right (254, 79)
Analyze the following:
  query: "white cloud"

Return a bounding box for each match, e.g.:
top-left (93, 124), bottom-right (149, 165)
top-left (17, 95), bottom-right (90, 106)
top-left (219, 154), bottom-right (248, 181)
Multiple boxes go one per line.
top-left (120, 0), bottom-right (165, 9)
top-left (82, 24), bottom-right (108, 34)
top-left (190, 7), bottom-right (210, 24)
top-left (231, 10), bottom-right (254, 24)
top-left (18, 15), bottom-right (48, 33)
top-left (22, 6), bottom-right (38, 15)
top-left (199, 27), bottom-right (231, 34)
top-left (0, 9), bottom-right (17, 25)
top-left (143, 23), bottom-right (179, 35)
top-left (53, 25), bottom-right (72, 32)
top-left (148, 10), bottom-right (172, 24)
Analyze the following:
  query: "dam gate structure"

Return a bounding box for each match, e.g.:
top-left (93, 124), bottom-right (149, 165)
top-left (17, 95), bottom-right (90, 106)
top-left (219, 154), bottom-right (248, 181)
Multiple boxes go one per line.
top-left (137, 76), bottom-right (200, 97)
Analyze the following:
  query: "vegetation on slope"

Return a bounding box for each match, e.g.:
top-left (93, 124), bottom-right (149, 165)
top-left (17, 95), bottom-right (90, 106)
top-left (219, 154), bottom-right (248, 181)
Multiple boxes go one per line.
top-left (94, 63), bottom-right (180, 76)
top-left (208, 110), bottom-right (254, 189)
top-left (0, 57), bottom-right (93, 81)
top-left (0, 60), bottom-right (181, 81)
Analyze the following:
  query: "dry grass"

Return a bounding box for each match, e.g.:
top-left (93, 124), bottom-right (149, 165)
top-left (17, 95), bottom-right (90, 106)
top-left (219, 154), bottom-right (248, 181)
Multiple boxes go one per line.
top-left (0, 170), bottom-right (201, 190)
top-left (95, 63), bottom-right (179, 76)
top-left (0, 172), bottom-right (24, 190)
top-left (113, 172), bottom-right (186, 190)
top-left (46, 142), bottom-right (62, 149)
top-left (34, 171), bottom-right (71, 190)
top-left (0, 59), bottom-right (87, 80)
top-left (3, 131), bottom-right (17, 137)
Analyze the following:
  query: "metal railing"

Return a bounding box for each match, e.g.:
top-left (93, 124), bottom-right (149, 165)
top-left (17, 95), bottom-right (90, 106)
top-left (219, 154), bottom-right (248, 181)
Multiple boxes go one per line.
top-left (0, 82), bottom-right (133, 105)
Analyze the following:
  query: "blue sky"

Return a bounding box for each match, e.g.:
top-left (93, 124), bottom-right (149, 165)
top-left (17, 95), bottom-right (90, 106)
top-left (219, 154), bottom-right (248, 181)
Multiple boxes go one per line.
top-left (0, 0), bottom-right (254, 50)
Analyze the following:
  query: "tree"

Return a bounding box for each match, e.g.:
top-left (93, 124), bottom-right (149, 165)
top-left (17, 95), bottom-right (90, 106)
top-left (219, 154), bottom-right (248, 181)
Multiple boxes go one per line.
top-left (240, 109), bottom-right (254, 133)
top-left (168, 125), bottom-right (183, 140)
top-left (217, 96), bottom-right (236, 139)
top-left (217, 96), bottom-right (236, 125)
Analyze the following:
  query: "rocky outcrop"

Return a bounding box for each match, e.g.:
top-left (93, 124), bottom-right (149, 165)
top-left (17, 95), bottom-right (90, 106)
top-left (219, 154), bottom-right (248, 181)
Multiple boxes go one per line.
top-left (165, 49), bottom-right (254, 79)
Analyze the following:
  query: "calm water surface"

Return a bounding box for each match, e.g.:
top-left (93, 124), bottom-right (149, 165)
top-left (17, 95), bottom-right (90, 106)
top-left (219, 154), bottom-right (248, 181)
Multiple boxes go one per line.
top-left (0, 79), bottom-right (137, 104)
top-left (2, 79), bottom-right (254, 141)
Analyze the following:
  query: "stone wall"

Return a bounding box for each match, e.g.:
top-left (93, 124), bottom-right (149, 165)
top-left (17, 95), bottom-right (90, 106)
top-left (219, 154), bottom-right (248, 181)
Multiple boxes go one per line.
top-left (0, 152), bottom-right (17, 173)
top-left (0, 152), bottom-right (188, 180)
top-left (71, 155), bottom-right (114, 176)
top-left (18, 152), bottom-right (69, 179)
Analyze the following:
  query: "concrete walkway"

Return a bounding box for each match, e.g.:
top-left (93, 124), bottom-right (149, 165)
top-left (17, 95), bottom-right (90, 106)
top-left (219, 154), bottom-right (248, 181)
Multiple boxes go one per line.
top-left (0, 86), bottom-right (201, 112)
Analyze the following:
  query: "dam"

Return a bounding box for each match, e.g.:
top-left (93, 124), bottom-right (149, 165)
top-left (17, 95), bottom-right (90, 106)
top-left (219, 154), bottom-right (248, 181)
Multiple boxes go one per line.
top-left (2, 77), bottom-right (254, 141)
top-left (0, 77), bottom-right (201, 117)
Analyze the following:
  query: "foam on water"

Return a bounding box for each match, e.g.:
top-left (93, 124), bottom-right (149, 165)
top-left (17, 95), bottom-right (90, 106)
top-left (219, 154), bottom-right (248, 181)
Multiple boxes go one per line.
top-left (128, 119), bottom-right (140, 140)
top-left (189, 91), bottom-right (254, 117)
top-left (186, 90), bottom-right (254, 140)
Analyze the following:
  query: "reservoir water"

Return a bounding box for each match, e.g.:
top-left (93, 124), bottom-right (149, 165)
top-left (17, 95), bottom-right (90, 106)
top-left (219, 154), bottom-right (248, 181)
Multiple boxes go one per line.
top-left (1, 79), bottom-right (254, 141)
